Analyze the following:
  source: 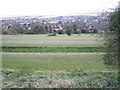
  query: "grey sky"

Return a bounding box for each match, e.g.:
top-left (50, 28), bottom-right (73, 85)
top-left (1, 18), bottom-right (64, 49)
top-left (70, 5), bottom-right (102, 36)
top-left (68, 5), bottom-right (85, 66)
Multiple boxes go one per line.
top-left (0, 0), bottom-right (119, 17)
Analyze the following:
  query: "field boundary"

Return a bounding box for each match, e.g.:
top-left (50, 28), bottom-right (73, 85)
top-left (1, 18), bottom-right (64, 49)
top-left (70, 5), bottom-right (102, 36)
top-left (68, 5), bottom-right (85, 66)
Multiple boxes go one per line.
top-left (2, 46), bottom-right (105, 52)
top-left (2, 52), bottom-right (105, 55)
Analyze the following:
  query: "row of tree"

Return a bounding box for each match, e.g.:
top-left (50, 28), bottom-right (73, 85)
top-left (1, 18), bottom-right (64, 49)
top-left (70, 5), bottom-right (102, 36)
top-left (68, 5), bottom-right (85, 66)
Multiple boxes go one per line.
top-left (2, 22), bottom-right (99, 35)
top-left (2, 23), bottom-right (48, 35)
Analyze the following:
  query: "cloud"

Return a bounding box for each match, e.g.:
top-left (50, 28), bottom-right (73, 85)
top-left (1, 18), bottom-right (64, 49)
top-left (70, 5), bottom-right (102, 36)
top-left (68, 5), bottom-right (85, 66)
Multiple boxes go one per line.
top-left (0, 0), bottom-right (119, 17)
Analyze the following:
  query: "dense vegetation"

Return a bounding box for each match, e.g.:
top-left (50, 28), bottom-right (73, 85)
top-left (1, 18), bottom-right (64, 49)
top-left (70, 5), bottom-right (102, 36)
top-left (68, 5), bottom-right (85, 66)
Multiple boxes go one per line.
top-left (2, 23), bottom-right (98, 35)
top-left (103, 9), bottom-right (119, 69)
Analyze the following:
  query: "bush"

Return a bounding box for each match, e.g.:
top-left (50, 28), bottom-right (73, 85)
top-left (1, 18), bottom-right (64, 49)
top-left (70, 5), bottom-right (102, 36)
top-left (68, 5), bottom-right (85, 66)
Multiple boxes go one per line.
top-left (73, 30), bottom-right (81, 34)
top-left (66, 29), bottom-right (72, 36)
top-left (58, 30), bottom-right (64, 34)
top-left (81, 29), bottom-right (88, 33)
top-left (93, 29), bottom-right (98, 33)
top-left (47, 33), bottom-right (57, 36)
top-left (2, 29), bottom-right (17, 35)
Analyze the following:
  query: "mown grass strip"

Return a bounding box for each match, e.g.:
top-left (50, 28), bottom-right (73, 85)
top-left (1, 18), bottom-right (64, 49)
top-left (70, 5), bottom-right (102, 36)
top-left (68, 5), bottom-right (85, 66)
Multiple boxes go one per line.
top-left (2, 46), bottom-right (105, 52)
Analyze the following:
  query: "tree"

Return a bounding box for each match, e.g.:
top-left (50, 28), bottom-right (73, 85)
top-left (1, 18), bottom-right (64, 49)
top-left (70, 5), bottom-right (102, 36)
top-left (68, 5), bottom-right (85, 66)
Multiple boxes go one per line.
top-left (34, 25), bottom-right (39, 34)
top-left (103, 8), bottom-right (119, 69)
top-left (33, 25), bottom-right (48, 34)
top-left (73, 24), bottom-right (77, 31)
top-left (66, 29), bottom-right (72, 36)
top-left (58, 30), bottom-right (64, 34)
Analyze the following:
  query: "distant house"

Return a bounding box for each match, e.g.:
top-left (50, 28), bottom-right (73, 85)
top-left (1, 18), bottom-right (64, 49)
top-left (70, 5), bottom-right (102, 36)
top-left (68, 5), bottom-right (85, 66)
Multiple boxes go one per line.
top-left (50, 25), bottom-right (62, 32)
top-left (2, 24), bottom-right (13, 29)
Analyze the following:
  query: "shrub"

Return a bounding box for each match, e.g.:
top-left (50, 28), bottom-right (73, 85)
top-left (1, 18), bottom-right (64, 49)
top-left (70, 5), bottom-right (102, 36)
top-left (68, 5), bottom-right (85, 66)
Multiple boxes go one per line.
top-left (93, 29), bottom-right (98, 33)
top-left (47, 33), bottom-right (57, 36)
top-left (81, 29), bottom-right (88, 33)
top-left (66, 29), bottom-right (72, 36)
top-left (73, 31), bottom-right (81, 34)
top-left (58, 30), bottom-right (64, 34)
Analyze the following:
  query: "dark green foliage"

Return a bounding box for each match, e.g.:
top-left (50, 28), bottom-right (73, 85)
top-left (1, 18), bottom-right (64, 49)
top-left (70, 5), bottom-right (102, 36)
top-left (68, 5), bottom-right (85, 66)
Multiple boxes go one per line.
top-left (2, 29), bottom-right (17, 35)
top-left (47, 33), bottom-right (57, 36)
top-left (93, 29), bottom-right (98, 33)
top-left (81, 29), bottom-right (88, 33)
top-left (33, 25), bottom-right (39, 34)
top-left (73, 30), bottom-right (81, 34)
top-left (103, 9), bottom-right (119, 69)
top-left (2, 46), bottom-right (105, 53)
top-left (2, 24), bottom-right (27, 35)
top-left (2, 24), bottom-right (49, 35)
top-left (66, 29), bottom-right (72, 36)
top-left (58, 30), bottom-right (64, 34)
top-left (34, 25), bottom-right (47, 34)
top-left (73, 24), bottom-right (77, 31)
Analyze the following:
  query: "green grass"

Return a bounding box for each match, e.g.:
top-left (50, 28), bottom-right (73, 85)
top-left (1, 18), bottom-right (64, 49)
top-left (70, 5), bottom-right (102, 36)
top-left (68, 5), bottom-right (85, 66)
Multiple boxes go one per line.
top-left (2, 46), bottom-right (105, 52)
top-left (2, 34), bottom-right (118, 88)
top-left (2, 34), bottom-right (103, 47)
top-left (2, 53), bottom-right (107, 73)
top-left (2, 34), bottom-right (104, 53)
top-left (2, 53), bottom-right (118, 88)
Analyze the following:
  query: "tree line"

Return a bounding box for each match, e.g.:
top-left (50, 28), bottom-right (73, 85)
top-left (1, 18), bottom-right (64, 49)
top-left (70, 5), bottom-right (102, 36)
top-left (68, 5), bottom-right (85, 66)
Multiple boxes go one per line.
top-left (2, 22), bottom-right (99, 35)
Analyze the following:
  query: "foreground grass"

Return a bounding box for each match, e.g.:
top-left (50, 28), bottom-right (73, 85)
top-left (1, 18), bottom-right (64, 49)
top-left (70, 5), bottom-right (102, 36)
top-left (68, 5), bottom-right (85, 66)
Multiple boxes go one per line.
top-left (2, 72), bottom-right (118, 88)
top-left (2, 53), bottom-right (118, 88)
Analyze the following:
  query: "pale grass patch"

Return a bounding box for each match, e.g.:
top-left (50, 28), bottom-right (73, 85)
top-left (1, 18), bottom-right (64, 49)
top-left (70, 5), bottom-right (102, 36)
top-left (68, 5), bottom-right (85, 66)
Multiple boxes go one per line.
top-left (76, 68), bottom-right (117, 73)
top-left (2, 68), bottom-right (19, 72)
top-left (34, 70), bottom-right (70, 74)
top-left (53, 78), bottom-right (75, 87)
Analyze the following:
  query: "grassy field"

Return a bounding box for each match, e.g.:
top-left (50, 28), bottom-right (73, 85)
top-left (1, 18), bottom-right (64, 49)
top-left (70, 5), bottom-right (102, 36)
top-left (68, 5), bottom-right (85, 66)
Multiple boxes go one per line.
top-left (2, 34), bottom-right (104, 53)
top-left (2, 34), bottom-right (118, 88)
top-left (2, 53), bottom-right (118, 88)
top-left (2, 34), bottom-right (103, 47)
top-left (2, 53), bottom-right (106, 73)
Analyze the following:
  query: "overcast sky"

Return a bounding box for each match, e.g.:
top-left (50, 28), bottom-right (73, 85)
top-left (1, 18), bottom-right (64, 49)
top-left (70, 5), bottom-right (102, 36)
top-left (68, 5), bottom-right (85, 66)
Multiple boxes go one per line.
top-left (0, 0), bottom-right (119, 17)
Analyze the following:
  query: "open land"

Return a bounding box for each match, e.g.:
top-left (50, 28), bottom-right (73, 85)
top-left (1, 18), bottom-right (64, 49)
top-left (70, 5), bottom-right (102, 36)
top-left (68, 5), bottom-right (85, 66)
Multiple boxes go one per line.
top-left (2, 34), bottom-right (118, 88)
